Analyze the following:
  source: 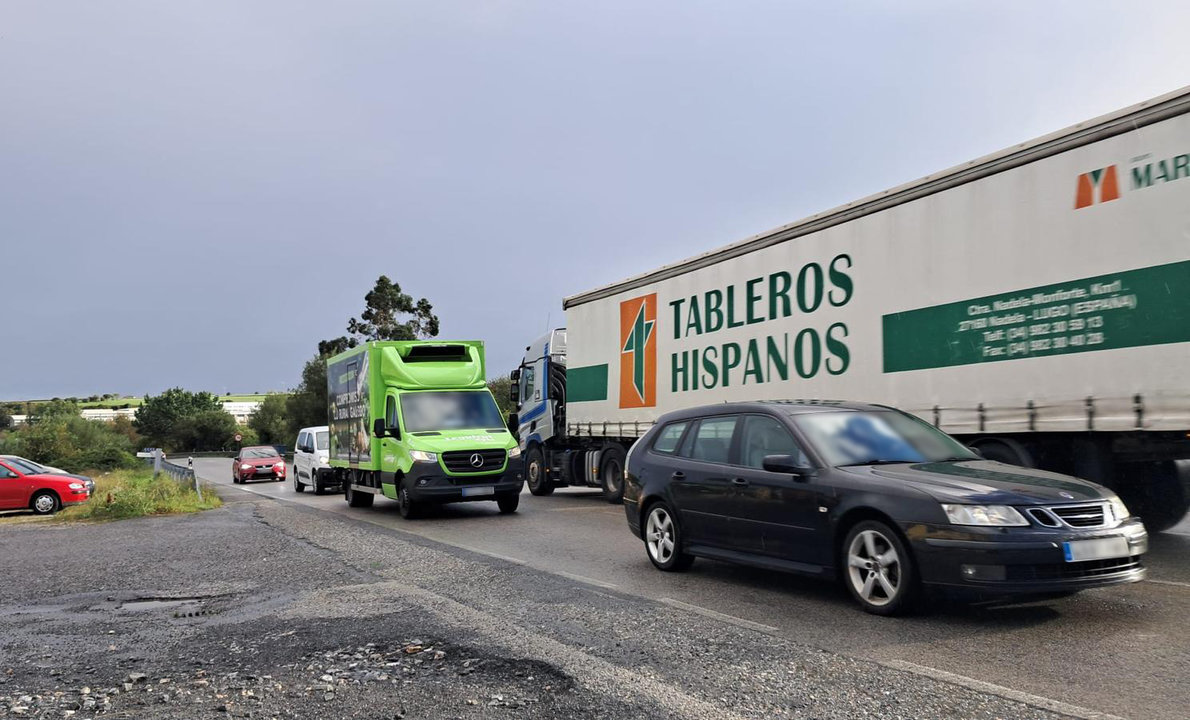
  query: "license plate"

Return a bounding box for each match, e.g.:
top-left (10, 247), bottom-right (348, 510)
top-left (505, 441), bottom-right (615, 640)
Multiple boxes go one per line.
top-left (461, 486), bottom-right (494, 497)
top-left (1063, 537), bottom-right (1129, 562)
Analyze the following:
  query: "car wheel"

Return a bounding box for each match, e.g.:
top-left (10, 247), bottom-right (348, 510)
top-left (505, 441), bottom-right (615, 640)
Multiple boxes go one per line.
top-left (346, 481), bottom-right (374, 508)
top-left (842, 520), bottom-right (919, 616)
top-left (600, 447), bottom-right (626, 504)
top-left (293, 474), bottom-right (306, 493)
top-left (525, 447), bottom-right (553, 496)
top-left (30, 491), bottom-right (60, 515)
top-left (313, 479), bottom-right (327, 496)
top-left (497, 493), bottom-right (520, 514)
top-left (644, 501), bottom-right (694, 572)
top-left (397, 485), bottom-right (420, 519)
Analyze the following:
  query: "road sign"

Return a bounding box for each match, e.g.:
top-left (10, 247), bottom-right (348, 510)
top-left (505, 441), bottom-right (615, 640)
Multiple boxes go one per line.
top-left (234, 433), bottom-right (242, 442)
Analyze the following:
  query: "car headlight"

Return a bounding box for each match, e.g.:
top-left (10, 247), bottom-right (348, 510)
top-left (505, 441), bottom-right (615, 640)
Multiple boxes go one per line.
top-left (1107, 495), bottom-right (1131, 523)
top-left (942, 504), bottom-right (1029, 527)
top-left (409, 450), bottom-right (437, 463)
top-left (508, 446), bottom-right (522, 459)
top-left (241, 463), bottom-right (252, 471)
top-left (69, 482), bottom-right (85, 490)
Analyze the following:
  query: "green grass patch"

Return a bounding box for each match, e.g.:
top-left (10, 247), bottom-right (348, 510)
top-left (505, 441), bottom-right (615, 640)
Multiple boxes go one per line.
top-left (58, 468), bottom-right (222, 521)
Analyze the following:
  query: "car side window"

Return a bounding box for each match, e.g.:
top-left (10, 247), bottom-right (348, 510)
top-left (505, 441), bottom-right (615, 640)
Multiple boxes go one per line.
top-left (682, 416), bottom-right (738, 464)
top-left (651, 421), bottom-right (689, 454)
top-left (298, 432), bottom-right (308, 452)
top-left (739, 415), bottom-right (807, 469)
top-left (0, 464), bottom-right (16, 479)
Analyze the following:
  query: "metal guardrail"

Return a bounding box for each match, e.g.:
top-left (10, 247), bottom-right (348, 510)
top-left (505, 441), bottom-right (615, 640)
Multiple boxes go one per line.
top-left (143, 451), bottom-right (204, 501)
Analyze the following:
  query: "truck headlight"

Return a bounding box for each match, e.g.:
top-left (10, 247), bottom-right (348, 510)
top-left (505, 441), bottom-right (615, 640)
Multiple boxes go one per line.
top-left (508, 446), bottom-right (521, 459)
top-left (942, 504), bottom-right (1029, 527)
top-left (409, 450), bottom-right (437, 463)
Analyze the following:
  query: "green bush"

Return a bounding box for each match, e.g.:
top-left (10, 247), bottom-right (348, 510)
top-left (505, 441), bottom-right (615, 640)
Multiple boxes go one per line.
top-left (59, 468), bottom-right (222, 521)
top-left (0, 409), bottom-right (141, 472)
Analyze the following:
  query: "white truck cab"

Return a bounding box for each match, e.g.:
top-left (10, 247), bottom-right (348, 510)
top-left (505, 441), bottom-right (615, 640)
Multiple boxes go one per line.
top-left (293, 425), bottom-right (335, 495)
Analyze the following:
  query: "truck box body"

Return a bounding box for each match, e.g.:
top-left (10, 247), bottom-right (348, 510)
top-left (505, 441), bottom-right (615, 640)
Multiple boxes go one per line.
top-left (561, 88), bottom-right (1190, 439)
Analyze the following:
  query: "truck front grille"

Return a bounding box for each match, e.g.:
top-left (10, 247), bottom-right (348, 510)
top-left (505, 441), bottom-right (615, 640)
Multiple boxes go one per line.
top-left (442, 449), bottom-right (506, 474)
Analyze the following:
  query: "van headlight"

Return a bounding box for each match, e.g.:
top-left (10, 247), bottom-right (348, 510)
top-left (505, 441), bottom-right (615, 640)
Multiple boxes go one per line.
top-left (508, 446), bottom-right (522, 459)
top-left (409, 450), bottom-right (438, 463)
top-left (942, 504), bottom-right (1029, 527)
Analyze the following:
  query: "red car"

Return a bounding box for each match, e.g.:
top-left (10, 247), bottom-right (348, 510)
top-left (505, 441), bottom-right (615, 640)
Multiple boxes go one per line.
top-left (0, 458), bottom-right (91, 515)
top-left (232, 446), bottom-right (286, 484)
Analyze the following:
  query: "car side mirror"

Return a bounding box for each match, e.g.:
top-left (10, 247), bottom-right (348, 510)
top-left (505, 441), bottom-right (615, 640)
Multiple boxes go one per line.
top-left (763, 454), bottom-right (813, 478)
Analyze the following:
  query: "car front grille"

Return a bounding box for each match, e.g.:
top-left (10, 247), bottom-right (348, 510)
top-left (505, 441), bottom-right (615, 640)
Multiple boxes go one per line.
top-left (442, 449), bottom-right (506, 474)
top-left (1047, 503), bottom-right (1107, 528)
top-left (1004, 555), bottom-right (1142, 582)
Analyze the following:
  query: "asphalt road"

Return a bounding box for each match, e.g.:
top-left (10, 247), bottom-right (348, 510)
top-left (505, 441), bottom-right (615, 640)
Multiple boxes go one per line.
top-left (196, 458), bottom-right (1190, 720)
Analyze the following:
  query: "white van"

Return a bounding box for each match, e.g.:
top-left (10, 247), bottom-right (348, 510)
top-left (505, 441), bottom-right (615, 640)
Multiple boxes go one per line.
top-left (293, 426), bottom-right (334, 494)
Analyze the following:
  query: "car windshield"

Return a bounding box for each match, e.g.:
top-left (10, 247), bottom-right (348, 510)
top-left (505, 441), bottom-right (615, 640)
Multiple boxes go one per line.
top-left (400, 391), bottom-right (504, 433)
top-left (792, 410), bottom-right (977, 467)
top-left (3, 457), bottom-right (44, 474)
top-left (241, 447), bottom-right (279, 459)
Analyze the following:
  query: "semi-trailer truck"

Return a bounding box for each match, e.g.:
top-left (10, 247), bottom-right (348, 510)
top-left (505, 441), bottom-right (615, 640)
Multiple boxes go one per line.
top-left (511, 86), bottom-right (1190, 530)
top-left (328, 340), bottom-right (523, 518)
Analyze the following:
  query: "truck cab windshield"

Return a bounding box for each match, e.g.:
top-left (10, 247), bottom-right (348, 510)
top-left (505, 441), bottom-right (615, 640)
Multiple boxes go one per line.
top-left (400, 391), bottom-right (504, 433)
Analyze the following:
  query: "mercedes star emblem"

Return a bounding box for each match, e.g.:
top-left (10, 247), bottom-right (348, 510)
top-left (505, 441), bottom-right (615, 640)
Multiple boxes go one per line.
top-left (470, 453), bottom-right (484, 468)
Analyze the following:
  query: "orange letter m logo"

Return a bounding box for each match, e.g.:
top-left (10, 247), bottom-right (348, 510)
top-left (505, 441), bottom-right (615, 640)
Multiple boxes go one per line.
top-left (1074, 166), bottom-right (1120, 209)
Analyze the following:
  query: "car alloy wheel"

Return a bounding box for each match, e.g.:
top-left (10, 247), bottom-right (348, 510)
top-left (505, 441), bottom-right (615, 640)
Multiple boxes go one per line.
top-left (644, 502), bottom-right (693, 571)
top-left (843, 521), bottom-right (917, 615)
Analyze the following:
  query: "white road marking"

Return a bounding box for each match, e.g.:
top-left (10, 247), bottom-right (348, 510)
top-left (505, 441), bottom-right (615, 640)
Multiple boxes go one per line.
top-left (880, 659), bottom-right (1127, 720)
top-left (555, 571), bottom-right (619, 590)
top-left (658, 598), bottom-right (778, 634)
top-left (448, 545), bottom-right (527, 566)
top-left (1146, 578), bottom-right (1190, 589)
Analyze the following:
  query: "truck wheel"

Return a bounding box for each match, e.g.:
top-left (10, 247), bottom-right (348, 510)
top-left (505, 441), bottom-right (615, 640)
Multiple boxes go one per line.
top-left (313, 480), bottom-right (327, 495)
top-left (346, 482), bottom-right (374, 508)
top-left (525, 447), bottom-right (553, 496)
top-left (600, 446), bottom-right (626, 504)
top-left (30, 491), bottom-right (60, 515)
top-left (1118, 460), bottom-right (1189, 532)
top-left (397, 485), bottom-right (421, 519)
top-left (497, 493), bottom-right (520, 514)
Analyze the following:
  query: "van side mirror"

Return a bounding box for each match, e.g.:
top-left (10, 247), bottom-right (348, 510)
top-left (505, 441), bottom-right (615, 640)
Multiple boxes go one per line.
top-left (373, 418), bottom-right (387, 439)
top-left (763, 454), bottom-right (812, 478)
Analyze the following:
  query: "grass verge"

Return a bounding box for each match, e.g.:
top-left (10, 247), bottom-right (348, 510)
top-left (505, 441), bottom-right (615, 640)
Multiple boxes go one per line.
top-left (58, 468), bottom-right (222, 521)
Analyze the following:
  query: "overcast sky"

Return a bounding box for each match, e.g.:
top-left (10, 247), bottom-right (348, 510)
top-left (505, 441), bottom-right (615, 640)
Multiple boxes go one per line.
top-left (2, 1), bottom-right (1188, 400)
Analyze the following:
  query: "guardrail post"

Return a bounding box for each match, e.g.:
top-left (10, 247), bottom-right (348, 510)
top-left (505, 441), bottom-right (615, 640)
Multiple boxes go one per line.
top-left (153, 449), bottom-right (163, 478)
top-left (189, 456), bottom-right (202, 501)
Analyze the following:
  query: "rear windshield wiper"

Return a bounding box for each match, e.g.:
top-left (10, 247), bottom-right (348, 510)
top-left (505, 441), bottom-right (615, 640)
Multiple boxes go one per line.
top-left (837, 459), bottom-right (920, 467)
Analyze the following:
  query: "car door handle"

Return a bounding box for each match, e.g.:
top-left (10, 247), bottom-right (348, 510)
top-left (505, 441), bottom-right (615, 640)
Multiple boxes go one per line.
top-left (731, 477), bottom-right (749, 487)
top-left (671, 471), bottom-right (686, 481)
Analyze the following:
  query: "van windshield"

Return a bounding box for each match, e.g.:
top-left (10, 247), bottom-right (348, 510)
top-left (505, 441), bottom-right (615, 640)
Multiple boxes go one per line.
top-left (400, 391), bottom-right (504, 433)
top-left (316, 431), bottom-right (329, 449)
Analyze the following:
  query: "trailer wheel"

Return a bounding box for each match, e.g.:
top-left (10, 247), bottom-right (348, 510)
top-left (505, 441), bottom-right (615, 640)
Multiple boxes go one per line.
top-left (1117, 460), bottom-right (1189, 533)
top-left (970, 437), bottom-right (1034, 468)
top-left (600, 446), bottom-right (626, 504)
top-left (525, 447), bottom-right (553, 496)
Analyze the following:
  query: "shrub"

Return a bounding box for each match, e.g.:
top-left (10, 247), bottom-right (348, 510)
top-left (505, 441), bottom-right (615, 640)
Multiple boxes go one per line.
top-left (59, 468), bottom-right (222, 521)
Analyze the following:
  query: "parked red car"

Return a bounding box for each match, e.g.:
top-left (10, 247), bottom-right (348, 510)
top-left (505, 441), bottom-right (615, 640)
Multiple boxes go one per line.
top-left (0, 458), bottom-right (91, 515)
top-left (232, 446), bottom-right (286, 484)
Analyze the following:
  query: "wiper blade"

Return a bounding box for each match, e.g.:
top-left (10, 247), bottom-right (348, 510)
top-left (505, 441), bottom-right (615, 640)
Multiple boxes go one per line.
top-left (837, 459), bottom-right (919, 467)
top-left (935, 456), bottom-right (977, 462)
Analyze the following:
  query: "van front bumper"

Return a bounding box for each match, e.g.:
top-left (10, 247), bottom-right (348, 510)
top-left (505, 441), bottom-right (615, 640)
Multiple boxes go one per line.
top-left (399, 463), bottom-right (524, 505)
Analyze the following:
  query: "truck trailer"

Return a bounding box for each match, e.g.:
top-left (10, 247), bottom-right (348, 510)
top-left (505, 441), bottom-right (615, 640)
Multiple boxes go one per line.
top-left (328, 341), bottom-right (523, 518)
top-left (511, 86), bottom-right (1190, 530)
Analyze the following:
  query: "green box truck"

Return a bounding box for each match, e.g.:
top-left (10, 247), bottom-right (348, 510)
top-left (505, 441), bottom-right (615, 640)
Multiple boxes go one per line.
top-left (326, 340), bottom-right (523, 518)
